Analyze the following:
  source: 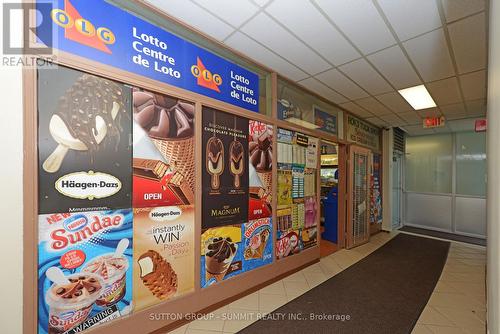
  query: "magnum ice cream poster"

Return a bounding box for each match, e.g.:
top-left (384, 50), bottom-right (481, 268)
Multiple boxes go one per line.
top-left (202, 107), bottom-right (249, 228)
top-left (200, 219), bottom-right (272, 287)
top-left (248, 121), bottom-right (273, 220)
top-left (132, 89), bottom-right (195, 208)
top-left (133, 206), bottom-right (194, 311)
top-left (38, 209), bottom-right (133, 334)
top-left (38, 65), bottom-right (132, 214)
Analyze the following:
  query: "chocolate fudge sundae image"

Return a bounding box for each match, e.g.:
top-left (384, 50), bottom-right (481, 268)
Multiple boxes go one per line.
top-left (138, 250), bottom-right (178, 300)
top-left (205, 237), bottom-right (237, 282)
top-left (42, 74), bottom-right (128, 173)
top-left (244, 228), bottom-right (270, 260)
top-left (82, 254), bottom-right (129, 307)
top-left (249, 127), bottom-right (273, 192)
top-left (133, 89), bottom-right (195, 194)
top-left (45, 273), bottom-right (104, 334)
top-left (229, 140), bottom-right (244, 188)
top-left (206, 137), bottom-right (224, 190)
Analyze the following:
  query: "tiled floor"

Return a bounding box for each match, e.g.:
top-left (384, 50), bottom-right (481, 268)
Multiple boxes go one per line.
top-left (163, 231), bottom-right (486, 334)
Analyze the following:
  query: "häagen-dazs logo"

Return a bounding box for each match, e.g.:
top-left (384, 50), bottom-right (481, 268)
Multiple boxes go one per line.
top-left (149, 206), bottom-right (182, 222)
top-left (55, 171), bottom-right (121, 200)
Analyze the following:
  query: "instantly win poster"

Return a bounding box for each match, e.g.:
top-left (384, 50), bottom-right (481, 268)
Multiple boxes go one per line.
top-left (133, 206), bottom-right (194, 311)
top-left (37, 65), bottom-right (132, 214)
top-left (202, 107), bottom-right (249, 228)
top-left (38, 210), bottom-right (133, 334)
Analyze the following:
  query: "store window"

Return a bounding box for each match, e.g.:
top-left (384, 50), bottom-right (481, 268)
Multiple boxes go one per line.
top-left (277, 78), bottom-right (340, 136)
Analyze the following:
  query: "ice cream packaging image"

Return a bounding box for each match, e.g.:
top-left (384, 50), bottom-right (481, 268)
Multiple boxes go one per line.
top-left (243, 218), bottom-right (273, 265)
top-left (132, 89), bottom-right (195, 208)
top-left (38, 209), bottom-right (133, 334)
top-left (302, 227), bottom-right (318, 250)
top-left (133, 206), bottom-right (194, 311)
top-left (201, 226), bottom-right (242, 287)
top-left (37, 65), bottom-right (132, 214)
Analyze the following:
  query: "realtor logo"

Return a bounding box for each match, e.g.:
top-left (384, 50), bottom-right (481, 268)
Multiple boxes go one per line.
top-left (2, 2), bottom-right (53, 55)
top-left (191, 57), bottom-right (222, 93)
top-left (50, 0), bottom-right (115, 54)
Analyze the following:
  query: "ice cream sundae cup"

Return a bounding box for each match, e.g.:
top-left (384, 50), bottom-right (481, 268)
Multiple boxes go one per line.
top-left (82, 253), bottom-right (129, 307)
top-left (45, 272), bottom-right (103, 334)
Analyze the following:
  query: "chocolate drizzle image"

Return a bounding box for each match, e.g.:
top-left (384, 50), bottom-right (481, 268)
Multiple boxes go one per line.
top-left (229, 140), bottom-right (244, 188)
top-left (249, 128), bottom-right (273, 172)
top-left (50, 275), bottom-right (102, 302)
top-left (42, 74), bottom-right (128, 173)
top-left (205, 237), bottom-right (237, 281)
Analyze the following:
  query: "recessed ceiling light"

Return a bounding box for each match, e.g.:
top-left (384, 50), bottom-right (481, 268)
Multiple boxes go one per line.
top-left (398, 85), bottom-right (437, 110)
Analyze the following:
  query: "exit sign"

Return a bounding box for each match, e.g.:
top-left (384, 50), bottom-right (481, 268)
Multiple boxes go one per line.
top-left (475, 119), bottom-right (487, 132)
top-left (423, 116), bottom-right (445, 128)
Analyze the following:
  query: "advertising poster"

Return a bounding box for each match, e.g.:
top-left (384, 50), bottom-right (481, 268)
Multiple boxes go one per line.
top-left (314, 106), bottom-right (337, 135)
top-left (202, 107), bottom-right (249, 228)
top-left (38, 65), bottom-right (132, 214)
top-left (38, 209), bottom-right (133, 334)
top-left (306, 137), bottom-right (319, 169)
top-left (37, 0), bottom-right (259, 112)
top-left (276, 229), bottom-right (302, 260)
top-left (347, 115), bottom-right (381, 151)
top-left (248, 121), bottom-right (273, 220)
top-left (200, 220), bottom-right (273, 288)
top-left (370, 154), bottom-right (383, 225)
top-left (132, 89), bottom-right (195, 208)
top-left (277, 169), bottom-right (293, 207)
top-left (302, 227), bottom-right (318, 250)
top-left (133, 206), bottom-right (194, 311)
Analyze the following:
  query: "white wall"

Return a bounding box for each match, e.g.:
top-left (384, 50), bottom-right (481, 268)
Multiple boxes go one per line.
top-left (0, 1), bottom-right (24, 332)
top-left (488, 0), bottom-right (500, 332)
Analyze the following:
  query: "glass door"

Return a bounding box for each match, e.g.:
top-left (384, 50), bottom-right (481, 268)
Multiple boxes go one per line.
top-left (347, 145), bottom-right (371, 249)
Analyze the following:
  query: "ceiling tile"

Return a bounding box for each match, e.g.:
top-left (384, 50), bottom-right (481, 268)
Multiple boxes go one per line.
top-left (192, 0), bottom-right (258, 27)
top-left (378, 0), bottom-right (441, 41)
top-left (399, 111), bottom-right (422, 124)
top-left (403, 124), bottom-right (435, 136)
top-left (225, 32), bottom-right (308, 81)
top-left (367, 45), bottom-right (421, 89)
top-left (315, 68), bottom-right (369, 100)
top-left (465, 99), bottom-right (487, 116)
top-left (447, 118), bottom-right (477, 132)
top-left (440, 102), bottom-right (467, 115)
top-left (375, 91), bottom-right (413, 113)
top-left (446, 113), bottom-right (467, 120)
top-left (403, 29), bottom-right (455, 82)
top-left (459, 70), bottom-right (487, 101)
top-left (418, 107), bottom-right (442, 118)
top-left (251, 0), bottom-right (271, 6)
top-left (355, 96), bottom-right (392, 116)
top-left (240, 13), bottom-right (331, 74)
top-left (365, 117), bottom-right (389, 127)
top-left (426, 77), bottom-right (463, 105)
top-left (298, 77), bottom-right (348, 104)
top-left (339, 102), bottom-right (374, 118)
top-left (448, 12), bottom-right (487, 74)
top-left (441, 0), bottom-right (486, 23)
top-left (266, 0), bottom-right (360, 66)
top-left (432, 125), bottom-right (452, 133)
top-left (314, 0), bottom-right (396, 54)
top-left (379, 113), bottom-right (405, 126)
top-left (146, 0), bottom-right (234, 40)
top-left (338, 58), bottom-right (393, 95)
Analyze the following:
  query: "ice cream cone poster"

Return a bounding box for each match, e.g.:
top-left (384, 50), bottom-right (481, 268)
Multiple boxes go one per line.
top-left (248, 121), bottom-right (273, 220)
top-left (243, 218), bottom-right (273, 266)
top-left (37, 65), bottom-right (132, 214)
top-left (133, 206), bottom-right (194, 311)
top-left (132, 89), bottom-right (195, 208)
top-left (38, 209), bottom-right (133, 334)
top-left (201, 225), bottom-right (243, 287)
top-left (202, 107), bottom-right (249, 228)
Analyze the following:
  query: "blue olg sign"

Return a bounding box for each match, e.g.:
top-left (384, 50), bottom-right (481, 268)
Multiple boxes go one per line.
top-left (36, 0), bottom-right (259, 112)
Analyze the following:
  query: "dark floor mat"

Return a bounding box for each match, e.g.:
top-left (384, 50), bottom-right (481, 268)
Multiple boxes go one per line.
top-left (238, 233), bottom-right (450, 334)
top-left (400, 226), bottom-right (486, 246)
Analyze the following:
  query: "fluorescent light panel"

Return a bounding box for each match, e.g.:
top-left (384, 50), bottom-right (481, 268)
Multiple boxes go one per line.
top-left (398, 85), bottom-right (437, 110)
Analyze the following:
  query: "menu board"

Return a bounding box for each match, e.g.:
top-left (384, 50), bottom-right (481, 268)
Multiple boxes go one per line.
top-left (37, 65), bottom-right (132, 214)
top-left (347, 115), bottom-right (381, 151)
top-left (276, 129), bottom-right (318, 259)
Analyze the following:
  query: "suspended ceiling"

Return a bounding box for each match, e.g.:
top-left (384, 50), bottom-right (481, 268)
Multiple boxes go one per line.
top-left (145, 0), bottom-right (488, 136)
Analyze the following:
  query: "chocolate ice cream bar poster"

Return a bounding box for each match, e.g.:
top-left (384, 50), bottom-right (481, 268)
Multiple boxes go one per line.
top-left (200, 218), bottom-right (273, 288)
top-left (37, 65), bottom-right (132, 214)
top-left (202, 107), bottom-right (249, 228)
top-left (38, 209), bottom-right (133, 334)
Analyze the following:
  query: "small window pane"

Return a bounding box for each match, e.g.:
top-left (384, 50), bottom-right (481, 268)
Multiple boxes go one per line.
top-left (456, 132), bottom-right (486, 196)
